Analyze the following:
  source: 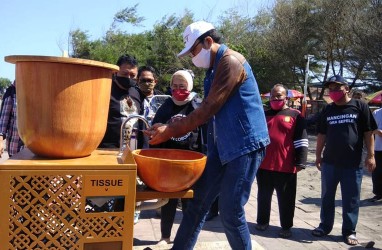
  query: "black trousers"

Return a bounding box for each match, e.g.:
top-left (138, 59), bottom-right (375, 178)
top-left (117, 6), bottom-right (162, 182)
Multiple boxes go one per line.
top-left (256, 169), bottom-right (297, 230)
top-left (209, 196), bottom-right (219, 214)
top-left (161, 198), bottom-right (188, 238)
top-left (373, 151), bottom-right (382, 196)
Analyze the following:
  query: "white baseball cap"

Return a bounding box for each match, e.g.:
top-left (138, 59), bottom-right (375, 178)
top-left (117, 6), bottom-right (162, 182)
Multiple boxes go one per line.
top-left (177, 20), bottom-right (215, 58)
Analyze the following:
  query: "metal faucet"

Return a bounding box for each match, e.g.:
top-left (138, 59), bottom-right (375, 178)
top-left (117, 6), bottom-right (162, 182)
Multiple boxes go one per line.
top-left (119, 114), bottom-right (170, 211)
top-left (119, 114), bottom-right (150, 154)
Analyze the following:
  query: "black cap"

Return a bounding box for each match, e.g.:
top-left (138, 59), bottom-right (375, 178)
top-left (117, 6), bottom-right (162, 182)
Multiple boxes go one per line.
top-left (324, 75), bottom-right (348, 87)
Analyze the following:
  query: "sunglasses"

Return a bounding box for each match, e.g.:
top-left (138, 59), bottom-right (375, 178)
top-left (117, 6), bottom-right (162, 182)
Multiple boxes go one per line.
top-left (189, 40), bottom-right (202, 57)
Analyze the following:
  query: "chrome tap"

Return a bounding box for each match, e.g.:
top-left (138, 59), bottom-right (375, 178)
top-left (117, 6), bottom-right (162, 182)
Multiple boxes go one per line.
top-left (119, 114), bottom-right (150, 154)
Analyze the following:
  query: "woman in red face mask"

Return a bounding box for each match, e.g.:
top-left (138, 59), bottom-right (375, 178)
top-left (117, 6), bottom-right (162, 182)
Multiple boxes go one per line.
top-left (149, 69), bottom-right (204, 245)
top-left (170, 70), bottom-right (195, 105)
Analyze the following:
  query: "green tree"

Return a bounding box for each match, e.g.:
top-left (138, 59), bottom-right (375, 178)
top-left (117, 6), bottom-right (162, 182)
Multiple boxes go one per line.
top-left (148, 14), bottom-right (194, 92)
top-left (69, 29), bottom-right (91, 59)
top-left (111, 4), bottom-right (145, 29)
top-left (350, 0), bottom-right (382, 86)
top-left (218, 9), bottom-right (282, 92)
top-left (0, 78), bottom-right (12, 94)
top-left (69, 5), bottom-right (147, 64)
top-left (259, 0), bottom-right (322, 94)
top-left (67, 1), bottom-right (382, 99)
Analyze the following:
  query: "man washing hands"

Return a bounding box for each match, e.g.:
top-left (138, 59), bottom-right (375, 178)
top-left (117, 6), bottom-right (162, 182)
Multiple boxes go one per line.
top-left (143, 122), bottom-right (182, 144)
top-left (143, 21), bottom-right (269, 250)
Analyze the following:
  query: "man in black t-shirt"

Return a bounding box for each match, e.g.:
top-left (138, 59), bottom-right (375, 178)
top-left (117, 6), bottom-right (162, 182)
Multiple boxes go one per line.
top-left (312, 75), bottom-right (377, 246)
top-left (99, 54), bottom-right (138, 148)
top-left (96, 54), bottom-right (143, 224)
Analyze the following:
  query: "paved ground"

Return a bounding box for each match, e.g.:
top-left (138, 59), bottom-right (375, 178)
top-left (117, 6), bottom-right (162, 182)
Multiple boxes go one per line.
top-left (1, 134), bottom-right (381, 249)
top-left (132, 134), bottom-right (382, 249)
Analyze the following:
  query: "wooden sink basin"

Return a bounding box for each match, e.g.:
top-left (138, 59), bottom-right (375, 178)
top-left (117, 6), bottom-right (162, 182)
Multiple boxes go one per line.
top-left (132, 149), bottom-right (207, 192)
top-left (4, 55), bottom-right (119, 158)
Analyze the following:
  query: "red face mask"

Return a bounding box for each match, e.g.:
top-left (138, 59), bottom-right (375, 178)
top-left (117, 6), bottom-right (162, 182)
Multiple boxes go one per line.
top-left (270, 99), bottom-right (285, 110)
top-left (172, 89), bottom-right (190, 101)
top-left (329, 91), bottom-right (345, 102)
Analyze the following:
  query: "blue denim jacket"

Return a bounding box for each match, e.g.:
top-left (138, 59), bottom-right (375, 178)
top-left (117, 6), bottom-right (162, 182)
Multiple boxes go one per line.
top-left (204, 45), bottom-right (269, 164)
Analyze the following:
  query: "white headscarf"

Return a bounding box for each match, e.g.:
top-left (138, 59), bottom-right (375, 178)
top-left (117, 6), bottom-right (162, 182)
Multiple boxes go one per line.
top-left (170, 70), bottom-right (196, 106)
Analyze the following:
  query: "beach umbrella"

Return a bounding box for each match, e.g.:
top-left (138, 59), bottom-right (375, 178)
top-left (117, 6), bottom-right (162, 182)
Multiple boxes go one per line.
top-left (261, 89), bottom-right (304, 100)
top-left (365, 90), bottom-right (382, 104)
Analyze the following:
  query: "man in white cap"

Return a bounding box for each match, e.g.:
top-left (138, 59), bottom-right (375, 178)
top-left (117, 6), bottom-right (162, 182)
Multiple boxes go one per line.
top-left (147, 20), bottom-right (270, 250)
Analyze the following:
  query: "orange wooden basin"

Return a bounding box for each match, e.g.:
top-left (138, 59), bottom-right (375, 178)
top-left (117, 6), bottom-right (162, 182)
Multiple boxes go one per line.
top-left (5, 55), bottom-right (119, 158)
top-left (132, 149), bottom-right (207, 192)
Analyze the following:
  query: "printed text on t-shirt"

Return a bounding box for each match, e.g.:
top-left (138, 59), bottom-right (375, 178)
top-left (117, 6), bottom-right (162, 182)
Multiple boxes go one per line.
top-left (327, 113), bottom-right (358, 125)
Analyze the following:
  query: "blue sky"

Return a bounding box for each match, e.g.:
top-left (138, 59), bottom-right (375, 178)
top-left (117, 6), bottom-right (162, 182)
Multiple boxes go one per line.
top-left (0, 0), bottom-right (273, 81)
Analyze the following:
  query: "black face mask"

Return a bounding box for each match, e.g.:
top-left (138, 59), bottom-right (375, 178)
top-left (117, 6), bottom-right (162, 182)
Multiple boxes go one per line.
top-left (115, 76), bottom-right (136, 89)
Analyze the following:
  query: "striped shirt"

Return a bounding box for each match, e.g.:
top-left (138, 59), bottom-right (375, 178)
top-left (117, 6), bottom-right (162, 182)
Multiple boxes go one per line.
top-left (0, 84), bottom-right (23, 156)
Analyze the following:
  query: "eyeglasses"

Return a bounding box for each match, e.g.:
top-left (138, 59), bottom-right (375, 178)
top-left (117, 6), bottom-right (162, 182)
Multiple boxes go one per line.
top-left (139, 78), bottom-right (155, 84)
top-left (189, 40), bottom-right (202, 58)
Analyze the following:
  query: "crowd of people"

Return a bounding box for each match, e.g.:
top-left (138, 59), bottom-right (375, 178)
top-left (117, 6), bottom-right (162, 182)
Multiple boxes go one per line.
top-left (0, 20), bottom-right (381, 249)
top-left (144, 20), bottom-right (381, 249)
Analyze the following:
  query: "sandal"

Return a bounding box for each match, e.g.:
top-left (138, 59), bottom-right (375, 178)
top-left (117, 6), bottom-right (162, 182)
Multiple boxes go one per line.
top-left (278, 229), bottom-right (292, 238)
top-left (365, 241), bottom-right (375, 249)
top-left (255, 223), bottom-right (269, 231)
top-left (344, 234), bottom-right (359, 246)
top-left (311, 227), bottom-right (328, 237)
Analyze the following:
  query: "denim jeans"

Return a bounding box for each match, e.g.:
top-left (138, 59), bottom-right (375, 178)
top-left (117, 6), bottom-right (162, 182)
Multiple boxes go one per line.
top-left (319, 163), bottom-right (363, 237)
top-left (172, 146), bottom-right (266, 250)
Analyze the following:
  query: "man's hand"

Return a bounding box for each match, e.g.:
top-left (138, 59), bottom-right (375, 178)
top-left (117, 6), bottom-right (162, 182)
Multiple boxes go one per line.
top-left (0, 138), bottom-right (4, 158)
top-left (315, 133), bottom-right (325, 172)
top-left (143, 123), bottom-right (171, 145)
top-left (374, 129), bottom-right (382, 137)
top-left (365, 154), bottom-right (376, 173)
top-left (315, 156), bottom-right (322, 171)
top-left (296, 166), bottom-right (304, 172)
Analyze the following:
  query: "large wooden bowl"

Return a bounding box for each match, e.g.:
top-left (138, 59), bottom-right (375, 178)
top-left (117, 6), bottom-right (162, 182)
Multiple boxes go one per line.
top-left (4, 55), bottom-right (119, 158)
top-left (132, 149), bottom-right (207, 192)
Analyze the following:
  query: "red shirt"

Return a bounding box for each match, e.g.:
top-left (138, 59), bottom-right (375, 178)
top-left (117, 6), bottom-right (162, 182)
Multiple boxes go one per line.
top-left (260, 108), bottom-right (308, 173)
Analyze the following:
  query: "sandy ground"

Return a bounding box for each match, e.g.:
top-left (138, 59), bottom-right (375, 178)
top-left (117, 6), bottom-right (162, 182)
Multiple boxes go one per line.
top-left (133, 134), bottom-right (382, 249)
top-left (247, 134), bottom-right (382, 250)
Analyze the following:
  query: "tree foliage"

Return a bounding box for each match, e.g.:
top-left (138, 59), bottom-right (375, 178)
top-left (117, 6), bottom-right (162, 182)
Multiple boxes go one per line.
top-left (67, 1), bottom-right (382, 98)
top-left (112, 4), bottom-right (145, 28)
top-left (0, 78), bottom-right (12, 94)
